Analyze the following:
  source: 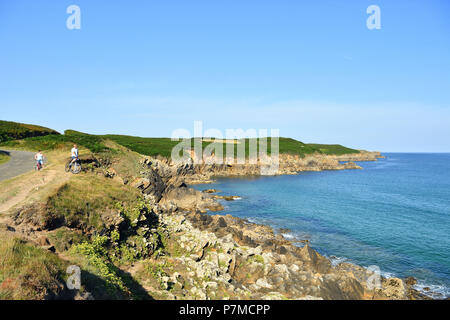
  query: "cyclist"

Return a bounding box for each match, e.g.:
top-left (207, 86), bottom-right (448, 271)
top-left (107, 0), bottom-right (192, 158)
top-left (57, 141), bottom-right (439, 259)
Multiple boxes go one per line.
top-left (70, 144), bottom-right (79, 168)
top-left (35, 150), bottom-right (44, 170)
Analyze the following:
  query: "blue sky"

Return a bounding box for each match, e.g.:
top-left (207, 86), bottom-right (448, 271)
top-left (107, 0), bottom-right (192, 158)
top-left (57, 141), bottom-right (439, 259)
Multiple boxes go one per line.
top-left (1, 0), bottom-right (449, 152)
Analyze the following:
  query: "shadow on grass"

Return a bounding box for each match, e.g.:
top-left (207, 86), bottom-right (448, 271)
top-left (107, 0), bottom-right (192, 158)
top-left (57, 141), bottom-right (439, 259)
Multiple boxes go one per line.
top-left (0, 150), bottom-right (11, 165)
top-left (74, 268), bottom-right (154, 300)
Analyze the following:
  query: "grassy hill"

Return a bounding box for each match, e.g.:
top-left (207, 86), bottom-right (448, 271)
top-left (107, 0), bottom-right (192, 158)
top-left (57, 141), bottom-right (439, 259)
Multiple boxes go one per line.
top-left (0, 129), bottom-right (110, 153)
top-left (0, 120), bottom-right (59, 143)
top-left (0, 121), bottom-right (360, 157)
top-left (306, 143), bottom-right (360, 155)
top-left (103, 135), bottom-right (359, 158)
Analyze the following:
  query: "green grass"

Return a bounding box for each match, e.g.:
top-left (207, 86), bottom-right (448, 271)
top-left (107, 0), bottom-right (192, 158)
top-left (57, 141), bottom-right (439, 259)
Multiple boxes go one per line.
top-left (47, 228), bottom-right (88, 252)
top-left (104, 135), bottom-right (360, 158)
top-left (103, 135), bottom-right (180, 158)
top-left (306, 143), bottom-right (359, 155)
top-left (0, 130), bottom-right (110, 153)
top-left (0, 235), bottom-right (68, 300)
top-left (0, 120), bottom-right (59, 143)
top-left (0, 232), bottom-right (146, 300)
top-left (0, 151), bottom-right (10, 165)
top-left (45, 175), bottom-right (142, 231)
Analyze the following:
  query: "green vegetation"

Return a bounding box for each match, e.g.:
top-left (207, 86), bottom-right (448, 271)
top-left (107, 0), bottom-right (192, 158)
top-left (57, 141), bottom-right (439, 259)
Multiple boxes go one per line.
top-left (105, 135), bottom-right (360, 158)
top-left (66, 199), bottom-right (162, 299)
top-left (249, 254), bottom-right (265, 265)
top-left (103, 135), bottom-right (180, 158)
top-left (45, 175), bottom-right (142, 231)
top-left (70, 235), bottom-right (130, 298)
top-left (47, 228), bottom-right (88, 252)
top-left (40, 176), bottom-right (162, 299)
top-left (68, 233), bottom-right (152, 299)
top-left (0, 134), bottom-right (71, 151)
top-left (307, 143), bottom-right (359, 155)
top-left (63, 130), bottom-right (110, 153)
top-left (0, 151), bottom-right (10, 165)
top-left (0, 120), bottom-right (360, 157)
top-left (0, 120), bottom-right (59, 143)
top-left (0, 235), bottom-right (68, 300)
top-left (0, 130), bottom-right (110, 153)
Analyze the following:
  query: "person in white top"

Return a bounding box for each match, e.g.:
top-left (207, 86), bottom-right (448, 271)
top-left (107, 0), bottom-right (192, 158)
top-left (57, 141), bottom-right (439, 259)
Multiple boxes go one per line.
top-left (34, 150), bottom-right (44, 169)
top-left (70, 144), bottom-right (79, 166)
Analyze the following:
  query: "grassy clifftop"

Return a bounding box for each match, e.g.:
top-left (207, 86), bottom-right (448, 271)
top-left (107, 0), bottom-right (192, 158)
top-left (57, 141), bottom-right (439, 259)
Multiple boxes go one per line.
top-left (0, 129), bottom-right (110, 153)
top-left (0, 121), bottom-right (360, 157)
top-left (0, 120), bottom-right (59, 143)
top-left (104, 135), bottom-right (359, 158)
top-left (306, 143), bottom-right (360, 155)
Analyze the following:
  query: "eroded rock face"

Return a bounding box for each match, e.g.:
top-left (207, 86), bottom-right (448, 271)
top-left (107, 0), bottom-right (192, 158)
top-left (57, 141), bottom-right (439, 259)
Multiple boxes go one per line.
top-left (136, 168), bottom-right (166, 203)
top-left (137, 151), bottom-right (383, 188)
top-left (11, 203), bottom-right (60, 231)
top-left (296, 244), bottom-right (331, 274)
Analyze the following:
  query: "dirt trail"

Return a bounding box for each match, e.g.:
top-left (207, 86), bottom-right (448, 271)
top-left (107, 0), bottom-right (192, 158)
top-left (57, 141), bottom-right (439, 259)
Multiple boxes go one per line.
top-left (0, 151), bottom-right (73, 216)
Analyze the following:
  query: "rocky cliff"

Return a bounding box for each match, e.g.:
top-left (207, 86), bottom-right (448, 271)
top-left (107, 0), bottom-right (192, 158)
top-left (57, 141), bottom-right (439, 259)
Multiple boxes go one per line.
top-left (126, 151), bottom-right (427, 300)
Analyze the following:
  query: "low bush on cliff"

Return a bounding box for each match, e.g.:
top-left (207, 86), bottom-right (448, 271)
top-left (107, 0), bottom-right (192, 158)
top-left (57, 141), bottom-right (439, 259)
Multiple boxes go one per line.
top-left (69, 235), bottom-right (131, 299)
top-left (67, 201), bottom-right (163, 299)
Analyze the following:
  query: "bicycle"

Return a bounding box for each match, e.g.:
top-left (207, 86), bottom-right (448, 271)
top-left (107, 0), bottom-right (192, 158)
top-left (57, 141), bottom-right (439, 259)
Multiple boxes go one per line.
top-left (35, 157), bottom-right (45, 171)
top-left (65, 158), bottom-right (82, 174)
top-left (35, 160), bottom-right (43, 171)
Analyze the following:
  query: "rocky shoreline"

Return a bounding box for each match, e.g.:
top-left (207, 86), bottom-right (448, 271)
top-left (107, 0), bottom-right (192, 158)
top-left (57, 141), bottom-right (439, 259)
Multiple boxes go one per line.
top-left (132, 151), bottom-right (430, 300)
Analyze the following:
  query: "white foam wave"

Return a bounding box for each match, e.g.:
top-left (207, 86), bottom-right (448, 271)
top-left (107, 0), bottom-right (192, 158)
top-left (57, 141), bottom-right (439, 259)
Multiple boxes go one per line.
top-left (328, 255), bottom-right (349, 267)
top-left (281, 233), bottom-right (295, 240)
top-left (413, 282), bottom-right (450, 299)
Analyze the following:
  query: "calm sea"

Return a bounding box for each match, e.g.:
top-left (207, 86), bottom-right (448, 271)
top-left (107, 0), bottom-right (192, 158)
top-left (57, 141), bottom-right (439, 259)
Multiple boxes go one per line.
top-left (193, 153), bottom-right (450, 299)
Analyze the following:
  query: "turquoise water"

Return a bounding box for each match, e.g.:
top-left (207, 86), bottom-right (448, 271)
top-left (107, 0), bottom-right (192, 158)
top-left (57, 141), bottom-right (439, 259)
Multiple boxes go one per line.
top-left (193, 153), bottom-right (450, 298)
